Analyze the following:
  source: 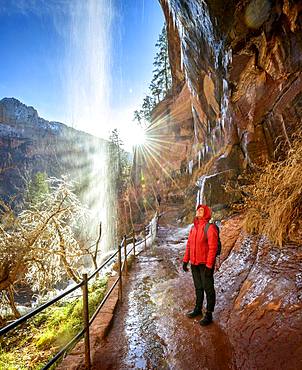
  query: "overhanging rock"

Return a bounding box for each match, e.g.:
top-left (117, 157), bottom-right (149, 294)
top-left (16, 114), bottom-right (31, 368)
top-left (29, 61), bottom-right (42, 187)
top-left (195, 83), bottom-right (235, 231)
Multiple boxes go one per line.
top-left (196, 169), bottom-right (241, 212)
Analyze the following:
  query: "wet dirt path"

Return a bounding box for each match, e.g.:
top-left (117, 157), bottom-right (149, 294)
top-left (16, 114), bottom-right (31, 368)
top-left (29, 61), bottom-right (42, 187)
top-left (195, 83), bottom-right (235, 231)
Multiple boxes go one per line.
top-left (92, 208), bottom-right (236, 370)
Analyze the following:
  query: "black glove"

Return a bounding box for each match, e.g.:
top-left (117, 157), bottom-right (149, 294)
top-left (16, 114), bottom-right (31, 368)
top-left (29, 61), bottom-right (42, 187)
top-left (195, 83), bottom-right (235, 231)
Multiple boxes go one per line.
top-left (183, 262), bottom-right (189, 272)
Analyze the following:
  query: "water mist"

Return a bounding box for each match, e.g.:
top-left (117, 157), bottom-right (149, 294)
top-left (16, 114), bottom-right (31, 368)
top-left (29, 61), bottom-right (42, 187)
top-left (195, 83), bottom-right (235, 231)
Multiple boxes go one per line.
top-left (63, 0), bottom-right (117, 255)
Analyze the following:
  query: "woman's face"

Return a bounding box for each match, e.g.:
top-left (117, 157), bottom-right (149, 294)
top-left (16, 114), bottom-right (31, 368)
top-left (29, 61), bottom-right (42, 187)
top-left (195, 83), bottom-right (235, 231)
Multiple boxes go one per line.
top-left (196, 207), bottom-right (204, 218)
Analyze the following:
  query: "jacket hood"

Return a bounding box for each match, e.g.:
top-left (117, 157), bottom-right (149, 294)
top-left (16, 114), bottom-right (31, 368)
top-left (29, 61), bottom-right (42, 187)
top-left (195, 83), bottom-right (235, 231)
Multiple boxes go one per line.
top-left (194, 204), bottom-right (212, 227)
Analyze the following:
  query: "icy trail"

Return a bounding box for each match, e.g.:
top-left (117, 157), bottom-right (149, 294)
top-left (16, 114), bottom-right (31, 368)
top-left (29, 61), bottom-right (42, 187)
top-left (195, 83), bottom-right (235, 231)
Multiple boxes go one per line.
top-left (92, 207), bottom-right (235, 370)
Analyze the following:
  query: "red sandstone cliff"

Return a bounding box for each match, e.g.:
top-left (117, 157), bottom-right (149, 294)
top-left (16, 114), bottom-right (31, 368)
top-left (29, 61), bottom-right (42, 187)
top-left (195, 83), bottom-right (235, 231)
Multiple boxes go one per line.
top-left (154, 0), bottom-right (302, 176)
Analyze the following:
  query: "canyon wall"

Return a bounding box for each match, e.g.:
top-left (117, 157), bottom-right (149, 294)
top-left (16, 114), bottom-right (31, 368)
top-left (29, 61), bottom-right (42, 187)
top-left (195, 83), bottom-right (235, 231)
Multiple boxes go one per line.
top-left (152, 0), bottom-right (302, 186)
top-left (151, 1), bottom-right (302, 368)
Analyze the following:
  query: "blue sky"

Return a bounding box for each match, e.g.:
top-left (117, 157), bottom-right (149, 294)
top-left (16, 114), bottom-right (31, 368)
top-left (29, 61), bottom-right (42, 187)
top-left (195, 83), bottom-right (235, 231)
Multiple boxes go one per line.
top-left (0, 0), bottom-right (164, 145)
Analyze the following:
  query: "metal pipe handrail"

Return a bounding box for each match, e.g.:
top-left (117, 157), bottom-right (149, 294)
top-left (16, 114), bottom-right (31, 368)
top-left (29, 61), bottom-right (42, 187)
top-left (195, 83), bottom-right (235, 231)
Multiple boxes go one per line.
top-left (125, 223), bottom-right (150, 238)
top-left (125, 227), bottom-right (153, 256)
top-left (1, 212), bottom-right (158, 370)
top-left (126, 247), bottom-right (134, 257)
top-left (0, 280), bottom-right (84, 336)
top-left (0, 248), bottom-right (123, 337)
top-left (135, 235), bottom-right (150, 247)
top-left (42, 327), bottom-right (86, 369)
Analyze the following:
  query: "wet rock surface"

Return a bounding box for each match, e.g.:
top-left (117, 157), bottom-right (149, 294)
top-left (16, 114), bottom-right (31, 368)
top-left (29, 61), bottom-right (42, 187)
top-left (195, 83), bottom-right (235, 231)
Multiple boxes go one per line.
top-left (92, 209), bottom-right (235, 370)
top-left (92, 210), bottom-right (302, 370)
top-left (198, 170), bottom-right (242, 209)
top-left (216, 216), bottom-right (302, 370)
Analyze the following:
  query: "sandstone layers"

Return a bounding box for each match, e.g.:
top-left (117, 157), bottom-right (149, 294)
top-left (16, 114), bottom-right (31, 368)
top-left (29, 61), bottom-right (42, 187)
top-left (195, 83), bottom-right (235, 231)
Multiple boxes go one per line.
top-left (157, 0), bottom-right (302, 172)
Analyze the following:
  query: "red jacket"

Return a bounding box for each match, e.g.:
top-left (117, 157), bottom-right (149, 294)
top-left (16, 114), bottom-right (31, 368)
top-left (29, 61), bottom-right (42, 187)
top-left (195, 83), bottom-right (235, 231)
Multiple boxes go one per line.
top-left (183, 205), bottom-right (218, 269)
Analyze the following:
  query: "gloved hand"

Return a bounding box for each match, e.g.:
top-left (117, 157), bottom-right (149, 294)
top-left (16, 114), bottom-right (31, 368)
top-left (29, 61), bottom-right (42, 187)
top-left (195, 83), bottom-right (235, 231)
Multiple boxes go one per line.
top-left (183, 262), bottom-right (189, 272)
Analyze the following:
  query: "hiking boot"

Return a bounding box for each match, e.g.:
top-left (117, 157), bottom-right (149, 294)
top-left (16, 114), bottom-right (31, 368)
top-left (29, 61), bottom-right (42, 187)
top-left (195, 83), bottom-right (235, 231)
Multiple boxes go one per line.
top-left (186, 308), bottom-right (202, 318)
top-left (200, 311), bottom-right (213, 326)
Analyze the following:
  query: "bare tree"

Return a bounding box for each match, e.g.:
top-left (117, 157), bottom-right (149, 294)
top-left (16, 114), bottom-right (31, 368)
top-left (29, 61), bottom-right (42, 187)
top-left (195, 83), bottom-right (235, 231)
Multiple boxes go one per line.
top-left (0, 177), bottom-right (89, 319)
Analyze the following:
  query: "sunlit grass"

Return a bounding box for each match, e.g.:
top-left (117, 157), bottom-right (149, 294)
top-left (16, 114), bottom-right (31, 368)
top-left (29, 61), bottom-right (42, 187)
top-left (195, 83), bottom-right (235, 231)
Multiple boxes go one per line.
top-left (0, 277), bottom-right (108, 370)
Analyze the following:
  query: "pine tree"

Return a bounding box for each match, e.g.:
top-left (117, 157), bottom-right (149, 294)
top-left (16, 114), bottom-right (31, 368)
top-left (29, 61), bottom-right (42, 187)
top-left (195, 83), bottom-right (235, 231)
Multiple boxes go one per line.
top-left (108, 129), bottom-right (132, 237)
top-left (133, 110), bottom-right (143, 126)
top-left (108, 129), bottom-right (130, 197)
top-left (141, 95), bottom-right (156, 122)
top-left (133, 24), bottom-right (172, 125)
top-left (149, 81), bottom-right (162, 104)
top-left (150, 25), bottom-right (172, 100)
top-left (26, 172), bottom-right (49, 204)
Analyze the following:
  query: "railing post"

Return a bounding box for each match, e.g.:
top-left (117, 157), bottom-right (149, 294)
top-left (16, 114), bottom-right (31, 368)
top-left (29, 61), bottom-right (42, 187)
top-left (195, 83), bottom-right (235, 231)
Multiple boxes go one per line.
top-left (118, 243), bottom-right (123, 302)
top-left (132, 229), bottom-right (136, 257)
top-left (82, 274), bottom-right (91, 370)
top-left (144, 227), bottom-right (147, 250)
top-left (123, 234), bottom-right (128, 274)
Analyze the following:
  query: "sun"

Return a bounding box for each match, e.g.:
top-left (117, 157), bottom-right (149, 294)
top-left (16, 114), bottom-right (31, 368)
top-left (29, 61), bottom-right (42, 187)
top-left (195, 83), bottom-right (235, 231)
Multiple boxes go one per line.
top-left (108, 109), bottom-right (147, 151)
top-left (132, 124), bottom-right (147, 146)
top-left (124, 123), bottom-right (147, 148)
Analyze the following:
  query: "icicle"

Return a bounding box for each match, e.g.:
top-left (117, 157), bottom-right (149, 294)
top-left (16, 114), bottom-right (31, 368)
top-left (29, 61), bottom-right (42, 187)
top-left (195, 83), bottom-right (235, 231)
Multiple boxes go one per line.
top-left (188, 160), bottom-right (194, 175)
top-left (196, 175), bottom-right (206, 206)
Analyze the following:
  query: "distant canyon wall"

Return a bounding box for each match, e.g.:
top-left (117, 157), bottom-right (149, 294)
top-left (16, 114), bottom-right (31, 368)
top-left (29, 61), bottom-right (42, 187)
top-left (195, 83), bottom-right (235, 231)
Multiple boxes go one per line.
top-left (0, 98), bottom-right (107, 206)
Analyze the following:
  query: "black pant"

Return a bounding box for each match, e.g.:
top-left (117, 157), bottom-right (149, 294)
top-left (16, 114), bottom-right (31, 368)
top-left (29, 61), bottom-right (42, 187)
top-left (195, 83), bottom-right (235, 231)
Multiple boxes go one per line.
top-left (191, 264), bottom-right (216, 312)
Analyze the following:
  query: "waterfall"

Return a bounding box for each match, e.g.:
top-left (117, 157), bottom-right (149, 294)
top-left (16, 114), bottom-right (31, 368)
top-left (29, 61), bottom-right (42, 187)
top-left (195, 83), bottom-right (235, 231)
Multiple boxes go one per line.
top-left (63, 0), bottom-right (116, 254)
top-left (65, 0), bottom-right (112, 136)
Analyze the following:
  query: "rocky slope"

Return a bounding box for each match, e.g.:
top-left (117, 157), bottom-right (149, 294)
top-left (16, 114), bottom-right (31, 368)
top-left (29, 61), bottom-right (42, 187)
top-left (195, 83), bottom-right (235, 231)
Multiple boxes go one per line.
top-left (161, 0), bottom-right (302, 164)
top-left (0, 97), bottom-right (107, 205)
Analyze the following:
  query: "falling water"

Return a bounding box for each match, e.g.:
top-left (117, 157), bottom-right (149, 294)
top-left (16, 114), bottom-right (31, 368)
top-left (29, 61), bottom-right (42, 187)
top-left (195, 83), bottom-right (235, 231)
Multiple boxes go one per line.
top-left (220, 50), bottom-right (232, 132)
top-left (63, 0), bottom-right (116, 254)
top-left (196, 175), bottom-right (206, 206)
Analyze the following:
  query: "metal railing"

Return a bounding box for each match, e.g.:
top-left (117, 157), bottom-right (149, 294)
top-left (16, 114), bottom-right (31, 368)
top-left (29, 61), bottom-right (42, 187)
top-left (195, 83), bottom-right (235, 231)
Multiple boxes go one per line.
top-left (0, 213), bottom-right (159, 370)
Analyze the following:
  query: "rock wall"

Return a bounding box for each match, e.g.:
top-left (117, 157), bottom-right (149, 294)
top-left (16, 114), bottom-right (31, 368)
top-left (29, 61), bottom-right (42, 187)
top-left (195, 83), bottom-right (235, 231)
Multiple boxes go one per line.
top-left (152, 1), bottom-right (302, 368)
top-left (159, 0), bottom-right (302, 170)
top-left (217, 215), bottom-right (302, 369)
top-left (148, 84), bottom-right (194, 175)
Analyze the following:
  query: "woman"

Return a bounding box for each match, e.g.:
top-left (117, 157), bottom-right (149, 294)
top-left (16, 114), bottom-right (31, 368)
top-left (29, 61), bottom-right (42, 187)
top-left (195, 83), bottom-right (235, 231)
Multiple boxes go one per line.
top-left (182, 204), bottom-right (218, 326)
